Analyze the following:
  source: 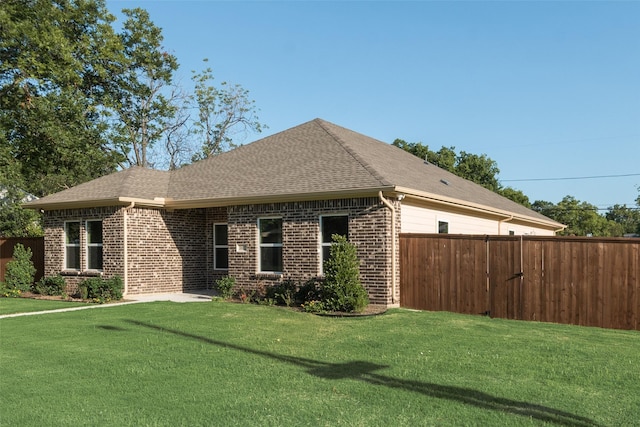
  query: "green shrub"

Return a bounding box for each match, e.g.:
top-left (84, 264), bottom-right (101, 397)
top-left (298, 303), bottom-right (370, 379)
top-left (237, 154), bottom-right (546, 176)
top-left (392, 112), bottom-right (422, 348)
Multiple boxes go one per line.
top-left (0, 282), bottom-right (21, 298)
top-left (237, 287), bottom-right (256, 304)
top-left (34, 275), bottom-right (67, 296)
top-left (78, 276), bottom-right (123, 303)
top-left (322, 235), bottom-right (369, 313)
top-left (215, 276), bottom-right (235, 299)
top-left (4, 243), bottom-right (36, 292)
top-left (301, 300), bottom-right (325, 313)
top-left (265, 280), bottom-right (297, 307)
top-left (296, 278), bottom-right (323, 305)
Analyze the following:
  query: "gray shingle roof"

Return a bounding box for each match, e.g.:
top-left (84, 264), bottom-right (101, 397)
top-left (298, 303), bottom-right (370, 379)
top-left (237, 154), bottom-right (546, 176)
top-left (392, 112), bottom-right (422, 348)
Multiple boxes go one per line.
top-left (26, 118), bottom-right (561, 227)
top-left (25, 167), bottom-right (170, 207)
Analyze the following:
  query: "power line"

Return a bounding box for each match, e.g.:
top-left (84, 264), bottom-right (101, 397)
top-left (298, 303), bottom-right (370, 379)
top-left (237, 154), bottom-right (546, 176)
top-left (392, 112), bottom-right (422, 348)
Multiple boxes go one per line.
top-left (502, 173), bottom-right (640, 182)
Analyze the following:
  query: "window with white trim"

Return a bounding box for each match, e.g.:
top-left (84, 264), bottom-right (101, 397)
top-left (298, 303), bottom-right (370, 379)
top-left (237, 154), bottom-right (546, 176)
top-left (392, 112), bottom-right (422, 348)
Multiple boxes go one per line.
top-left (258, 218), bottom-right (282, 273)
top-left (320, 215), bottom-right (348, 273)
top-left (64, 221), bottom-right (80, 270)
top-left (213, 223), bottom-right (228, 270)
top-left (438, 220), bottom-right (449, 234)
top-left (86, 220), bottom-right (103, 270)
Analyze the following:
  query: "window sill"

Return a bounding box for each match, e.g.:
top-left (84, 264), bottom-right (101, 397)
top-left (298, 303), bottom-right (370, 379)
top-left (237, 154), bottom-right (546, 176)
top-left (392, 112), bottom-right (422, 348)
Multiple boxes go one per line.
top-left (83, 270), bottom-right (104, 277)
top-left (60, 270), bottom-right (103, 277)
top-left (254, 272), bottom-right (282, 280)
top-left (61, 270), bottom-right (81, 276)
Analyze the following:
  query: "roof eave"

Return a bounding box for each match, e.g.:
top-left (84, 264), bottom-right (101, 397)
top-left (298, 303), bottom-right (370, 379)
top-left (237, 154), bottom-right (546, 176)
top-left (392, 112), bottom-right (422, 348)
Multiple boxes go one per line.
top-left (394, 186), bottom-right (566, 230)
top-left (165, 187), bottom-right (395, 209)
top-left (23, 197), bottom-right (167, 211)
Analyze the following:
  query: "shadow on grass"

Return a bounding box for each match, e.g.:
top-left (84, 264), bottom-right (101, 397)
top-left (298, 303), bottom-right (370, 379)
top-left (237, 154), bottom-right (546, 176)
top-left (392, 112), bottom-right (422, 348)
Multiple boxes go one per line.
top-left (125, 320), bottom-right (599, 427)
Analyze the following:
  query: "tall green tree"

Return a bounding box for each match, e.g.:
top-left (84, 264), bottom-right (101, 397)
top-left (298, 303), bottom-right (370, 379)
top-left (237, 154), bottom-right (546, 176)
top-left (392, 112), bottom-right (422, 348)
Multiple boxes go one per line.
top-left (605, 204), bottom-right (640, 236)
top-left (498, 187), bottom-right (531, 208)
top-left (0, 144), bottom-right (42, 237)
top-left (532, 196), bottom-right (622, 237)
top-left (0, 0), bottom-right (123, 197)
top-left (109, 8), bottom-right (179, 168)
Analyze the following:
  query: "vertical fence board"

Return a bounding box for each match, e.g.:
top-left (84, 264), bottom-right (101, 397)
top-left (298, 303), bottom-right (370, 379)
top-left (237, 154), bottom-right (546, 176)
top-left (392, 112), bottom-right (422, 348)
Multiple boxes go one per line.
top-left (400, 234), bottom-right (640, 330)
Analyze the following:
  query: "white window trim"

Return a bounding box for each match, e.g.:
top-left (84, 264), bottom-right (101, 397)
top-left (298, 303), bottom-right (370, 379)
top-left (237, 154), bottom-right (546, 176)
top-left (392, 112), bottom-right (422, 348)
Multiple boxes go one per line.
top-left (257, 217), bottom-right (283, 274)
top-left (64, 220), bottom-right (81, 271)
top-left (213, 223), bottom-right (229, 271)
top-left (85, 220), bottom-right (103, 271)
top-left (319, 214), bottom-right (349, 275)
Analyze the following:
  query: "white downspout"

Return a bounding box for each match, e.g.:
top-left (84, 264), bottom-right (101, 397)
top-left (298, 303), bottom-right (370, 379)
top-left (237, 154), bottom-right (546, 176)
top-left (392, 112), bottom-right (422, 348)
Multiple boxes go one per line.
top-left (379, 191), bottom-right (397, 305)
top-left (123, 202), bottom-right (135, 296)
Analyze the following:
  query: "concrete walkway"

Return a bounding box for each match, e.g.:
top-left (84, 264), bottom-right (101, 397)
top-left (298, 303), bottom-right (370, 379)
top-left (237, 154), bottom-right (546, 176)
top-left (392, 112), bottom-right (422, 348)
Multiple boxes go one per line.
top-left (0, 290), bottom-right (216, 319)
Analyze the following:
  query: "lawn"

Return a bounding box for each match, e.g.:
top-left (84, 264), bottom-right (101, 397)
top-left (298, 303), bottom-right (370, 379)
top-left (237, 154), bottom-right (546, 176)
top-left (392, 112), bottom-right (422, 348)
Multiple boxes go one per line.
top-left (0, 297), bottom-right (91, 316)
top-left (1, 301), bottom-right (638, 426)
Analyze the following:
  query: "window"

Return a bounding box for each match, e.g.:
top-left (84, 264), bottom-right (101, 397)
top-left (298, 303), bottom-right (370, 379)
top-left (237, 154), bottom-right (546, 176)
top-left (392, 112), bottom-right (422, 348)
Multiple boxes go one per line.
top-left (64, 221), bottom-right (80, 270)
top-left (86, 220), bottom-right (103, 270)
top-left (258, 218), bottom-right (282, 273)
top-left (213, 223), bottom-right (228, 270)
top-left (320, 215), bottom-right (348, 271)
top-left (438, 220), bottom-right (449, 234)
top-left (509, 230), bottom-right (516, 236)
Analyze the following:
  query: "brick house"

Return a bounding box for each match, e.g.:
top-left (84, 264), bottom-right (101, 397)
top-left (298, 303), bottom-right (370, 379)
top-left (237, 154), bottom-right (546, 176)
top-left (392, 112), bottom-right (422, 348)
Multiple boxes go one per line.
top-left (25, 119), bottom-right (563, 306)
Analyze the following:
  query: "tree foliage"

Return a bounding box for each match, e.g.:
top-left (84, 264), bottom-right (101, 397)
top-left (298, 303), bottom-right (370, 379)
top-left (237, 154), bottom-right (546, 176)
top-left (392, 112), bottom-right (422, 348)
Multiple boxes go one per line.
top-left (109, 8), bottom-right (180, 168)
top-left (190, 61), bottom-right (265, 162)
top-left (1, 1), bottom-right (266, 233)
top-left (1, 0), bottom-right (124, 197)
top-left (0, 139), bottom-right (42, 237)
top-left (392, 139), bottom-right (500, 192)
top-left (532, 196), bottom-right (628, 237)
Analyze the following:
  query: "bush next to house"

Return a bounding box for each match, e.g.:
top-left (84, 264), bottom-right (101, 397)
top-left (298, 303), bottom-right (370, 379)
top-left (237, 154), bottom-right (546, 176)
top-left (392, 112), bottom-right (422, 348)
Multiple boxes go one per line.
top-left (215, 276), bottom-right (235, 299)
top-left (3, 243), bottom-right (37, 294)
top-left (212, 236), bottom-right (368, 313)
top-left (77, 276), bottom-right (123, 303)
top-left (34, 275), bottom-right (67, 296)
top-left (322, 234), bottom-right (369, 313)
top-left (265, 280), bottom-right (297, 307)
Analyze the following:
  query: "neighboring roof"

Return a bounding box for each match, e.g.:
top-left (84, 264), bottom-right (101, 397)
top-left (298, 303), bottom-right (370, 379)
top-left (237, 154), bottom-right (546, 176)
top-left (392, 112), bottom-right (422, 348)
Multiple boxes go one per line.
top-left (25, 118), bottom-right (563, 229)
top-left (1, 188), bottom-right (38, 203)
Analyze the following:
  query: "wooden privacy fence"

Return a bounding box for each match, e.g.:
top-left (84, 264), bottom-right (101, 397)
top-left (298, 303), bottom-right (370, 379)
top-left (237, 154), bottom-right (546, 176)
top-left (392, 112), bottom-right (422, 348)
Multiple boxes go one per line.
top-left (0, 237), bottom-right (45, 284)
top-left (399, 234), bottom-right (640, 330)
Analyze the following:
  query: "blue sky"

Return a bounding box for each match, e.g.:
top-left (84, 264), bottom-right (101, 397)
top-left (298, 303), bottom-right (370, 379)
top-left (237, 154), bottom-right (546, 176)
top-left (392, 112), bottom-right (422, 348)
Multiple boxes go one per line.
top-left (107, 1), bottom-right (639, 208)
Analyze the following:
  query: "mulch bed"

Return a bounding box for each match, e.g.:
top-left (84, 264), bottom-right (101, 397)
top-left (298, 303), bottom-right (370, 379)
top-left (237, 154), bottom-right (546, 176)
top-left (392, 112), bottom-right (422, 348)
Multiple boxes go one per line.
top-left (19, 291), bottom-right (87, 302)
top-left (316, 305), bottom-right (388, 317)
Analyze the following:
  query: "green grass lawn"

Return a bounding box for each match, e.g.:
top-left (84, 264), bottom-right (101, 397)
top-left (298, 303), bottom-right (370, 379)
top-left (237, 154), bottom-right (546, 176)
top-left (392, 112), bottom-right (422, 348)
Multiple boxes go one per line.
top-left (0, 297), bottom-right (92, 315)
top-left (1, 302), bottom-right (638, 426)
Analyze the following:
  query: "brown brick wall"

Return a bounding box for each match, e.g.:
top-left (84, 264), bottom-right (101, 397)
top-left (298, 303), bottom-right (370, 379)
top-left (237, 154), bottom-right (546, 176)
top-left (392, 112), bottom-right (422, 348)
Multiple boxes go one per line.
top-left (227, 197), bottom-right (398, 305)
top-left (42, 197), bottom-right (400, 305)
top-left (126, 207), bottom-right (206, 294)
top-left (43, 207), bottom-right (124, 293)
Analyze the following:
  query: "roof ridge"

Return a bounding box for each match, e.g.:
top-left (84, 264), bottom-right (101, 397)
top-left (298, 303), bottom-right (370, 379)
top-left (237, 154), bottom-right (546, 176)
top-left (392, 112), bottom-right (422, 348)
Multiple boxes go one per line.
top-left (315, 119), bottom-right (393, 187)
